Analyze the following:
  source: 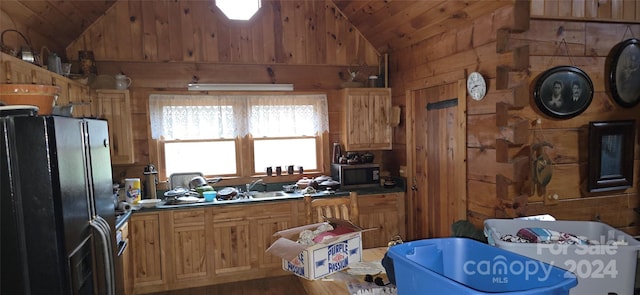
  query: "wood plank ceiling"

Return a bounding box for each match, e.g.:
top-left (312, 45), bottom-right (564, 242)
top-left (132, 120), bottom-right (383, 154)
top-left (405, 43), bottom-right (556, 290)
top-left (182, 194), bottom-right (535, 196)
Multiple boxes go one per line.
top-left (1, 0), bottom-right (117, 50)
top-left (1, 0), bottom-right (494, 56)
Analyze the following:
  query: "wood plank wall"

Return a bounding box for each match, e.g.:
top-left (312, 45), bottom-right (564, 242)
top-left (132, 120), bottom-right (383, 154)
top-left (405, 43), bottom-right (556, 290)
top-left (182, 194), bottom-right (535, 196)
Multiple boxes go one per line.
top-left (63, 0), bottom-right (383, 185)
top-left (385, 0), bottom-right (640, 235)
top-left (385, 3), bottom-right (528, 237)
top-left (65, 0), bottom-right (379, 67)
top-left (531, 0), bottom-right (640, 21)
top-left (503, 21), bottom-right (640, 233)
top-left (497, 1), bottom-right (640, 234)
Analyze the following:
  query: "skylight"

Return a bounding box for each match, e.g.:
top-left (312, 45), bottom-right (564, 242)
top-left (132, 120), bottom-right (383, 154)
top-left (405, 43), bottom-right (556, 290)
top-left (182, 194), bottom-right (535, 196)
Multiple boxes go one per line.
top-left (216, 0), bottom-right (261, 21)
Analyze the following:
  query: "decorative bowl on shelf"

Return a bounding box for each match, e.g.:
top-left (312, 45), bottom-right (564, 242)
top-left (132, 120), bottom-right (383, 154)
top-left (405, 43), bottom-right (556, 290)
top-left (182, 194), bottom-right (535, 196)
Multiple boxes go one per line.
top-left (0, 84), bottom-right (59, 115)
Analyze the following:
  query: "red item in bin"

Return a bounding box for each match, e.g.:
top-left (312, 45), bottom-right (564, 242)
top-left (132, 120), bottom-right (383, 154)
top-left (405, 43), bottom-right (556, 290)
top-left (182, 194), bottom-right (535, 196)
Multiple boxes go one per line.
top-left (312, 226), bottom-right (355, 243)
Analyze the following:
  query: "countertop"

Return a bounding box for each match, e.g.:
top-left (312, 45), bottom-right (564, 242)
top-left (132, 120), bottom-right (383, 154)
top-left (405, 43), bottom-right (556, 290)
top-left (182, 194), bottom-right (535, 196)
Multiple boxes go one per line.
top-left (115, 210), bottom-right (132, 230)
top-left (127, 178), bottom-right (406, 213)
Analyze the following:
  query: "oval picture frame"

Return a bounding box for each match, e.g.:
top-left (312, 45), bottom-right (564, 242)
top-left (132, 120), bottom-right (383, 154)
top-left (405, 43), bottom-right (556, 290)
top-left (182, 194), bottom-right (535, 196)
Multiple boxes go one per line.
top-left (606, 38), bottom-right (640, 108)
top-left (533, 66), bottom-right (594, 119)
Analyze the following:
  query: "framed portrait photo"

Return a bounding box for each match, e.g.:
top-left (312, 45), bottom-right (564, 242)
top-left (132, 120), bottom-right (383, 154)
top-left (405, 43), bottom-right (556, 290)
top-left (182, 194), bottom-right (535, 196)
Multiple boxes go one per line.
top-left (533, 66), bottom-right (594, 119)
top-left (587, 120), bottom-right (636, 193)
top-left (607, 38), bottom-right (640, 108)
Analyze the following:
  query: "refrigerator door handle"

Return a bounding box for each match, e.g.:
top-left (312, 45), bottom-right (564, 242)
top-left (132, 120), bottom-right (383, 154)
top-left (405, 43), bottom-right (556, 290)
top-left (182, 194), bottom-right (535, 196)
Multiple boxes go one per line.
top-left (99, 216), bottom-right (116, 295)
top-left (97, 216), bottom-right (116, 295)
top-left (91, 217), bottom-right (116, 295)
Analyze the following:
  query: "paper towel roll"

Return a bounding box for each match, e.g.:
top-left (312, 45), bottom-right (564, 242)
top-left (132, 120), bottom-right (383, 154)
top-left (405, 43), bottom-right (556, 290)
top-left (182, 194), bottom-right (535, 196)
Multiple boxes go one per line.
top-left (118, 201), bottom-right (132, 211)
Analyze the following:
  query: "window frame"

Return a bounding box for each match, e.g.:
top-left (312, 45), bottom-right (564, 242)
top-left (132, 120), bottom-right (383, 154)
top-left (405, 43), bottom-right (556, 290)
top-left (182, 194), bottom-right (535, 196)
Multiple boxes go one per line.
top-left (149, 91), bottom-right (330, 187)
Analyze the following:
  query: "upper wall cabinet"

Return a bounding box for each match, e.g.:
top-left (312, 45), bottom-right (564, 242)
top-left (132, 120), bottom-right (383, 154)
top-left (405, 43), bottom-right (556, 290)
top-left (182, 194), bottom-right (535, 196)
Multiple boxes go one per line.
top-left (340, 88), bottom-right (392, 151)
top-left (94, 89), bottom-right (135, 165)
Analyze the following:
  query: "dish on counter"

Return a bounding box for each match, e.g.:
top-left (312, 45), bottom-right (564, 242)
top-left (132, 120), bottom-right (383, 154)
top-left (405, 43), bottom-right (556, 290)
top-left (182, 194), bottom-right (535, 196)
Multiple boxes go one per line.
top-left (138, 199), bottom-right (161, 208)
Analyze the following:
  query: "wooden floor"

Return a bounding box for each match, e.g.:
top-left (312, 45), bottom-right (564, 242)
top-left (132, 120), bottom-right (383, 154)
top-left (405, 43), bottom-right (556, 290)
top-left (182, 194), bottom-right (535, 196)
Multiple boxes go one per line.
top-left (148, 275), bottom-right (309, 295)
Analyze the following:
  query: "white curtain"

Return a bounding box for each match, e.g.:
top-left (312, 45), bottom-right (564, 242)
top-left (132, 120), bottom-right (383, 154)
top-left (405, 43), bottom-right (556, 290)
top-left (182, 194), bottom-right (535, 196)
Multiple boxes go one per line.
top-left (149, 94), bottom-right (329, 140)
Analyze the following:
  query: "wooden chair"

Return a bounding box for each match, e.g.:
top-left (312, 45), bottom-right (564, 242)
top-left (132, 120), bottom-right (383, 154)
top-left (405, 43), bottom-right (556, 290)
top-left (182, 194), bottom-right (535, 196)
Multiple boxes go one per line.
top-left (304, 192), bottom-right (359, 224)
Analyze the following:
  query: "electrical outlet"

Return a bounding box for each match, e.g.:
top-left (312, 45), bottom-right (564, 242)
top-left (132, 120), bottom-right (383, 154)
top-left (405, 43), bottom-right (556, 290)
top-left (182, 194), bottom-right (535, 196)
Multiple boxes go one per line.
top-left (544, 192), bottom-right (559, 205)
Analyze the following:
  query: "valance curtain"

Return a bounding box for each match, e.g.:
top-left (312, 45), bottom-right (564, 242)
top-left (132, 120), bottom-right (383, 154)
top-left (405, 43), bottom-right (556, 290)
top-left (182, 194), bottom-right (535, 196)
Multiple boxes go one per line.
top-left (149, 94), bottom-right (329, 140)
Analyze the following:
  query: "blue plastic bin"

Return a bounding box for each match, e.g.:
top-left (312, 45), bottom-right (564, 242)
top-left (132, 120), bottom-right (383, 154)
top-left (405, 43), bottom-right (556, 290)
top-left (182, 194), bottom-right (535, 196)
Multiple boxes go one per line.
top-left (387, 238), bottom-right (577, 295)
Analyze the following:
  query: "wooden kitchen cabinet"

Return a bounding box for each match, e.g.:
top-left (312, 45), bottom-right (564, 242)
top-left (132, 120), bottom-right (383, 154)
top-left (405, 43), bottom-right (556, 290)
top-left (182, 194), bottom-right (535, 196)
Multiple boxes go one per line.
top-left (208, 205), bottom-right (252, 276)
top-left (250, 201), bottom-right (299, 270)
top-left (169, 209), bottom-right (211, 286)
top-left (127, 194), bottom-right (405, 293)
top-left (130, 212), bottom-right (168, 294)
top-left (94, 89), bottom-right (135, 164)
top-left (340, 88), bottom-right (392, 151)
top-left (208, 201), bottom-right (296, 273)
top-left (358, 192), bottom-right (405, 248)
top-left (211, 219), bottom-right (252, 274)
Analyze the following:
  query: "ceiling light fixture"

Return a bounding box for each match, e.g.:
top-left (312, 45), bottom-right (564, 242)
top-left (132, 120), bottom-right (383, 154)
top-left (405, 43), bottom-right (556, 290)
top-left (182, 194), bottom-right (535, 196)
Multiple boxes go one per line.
top-left (187, 83), bottom-right (294, 91)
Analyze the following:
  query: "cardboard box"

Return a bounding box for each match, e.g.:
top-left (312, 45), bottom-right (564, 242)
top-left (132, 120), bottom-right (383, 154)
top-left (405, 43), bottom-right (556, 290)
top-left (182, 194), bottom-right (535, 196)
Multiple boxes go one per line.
top-left (266, 219), bottom-right (368, 280)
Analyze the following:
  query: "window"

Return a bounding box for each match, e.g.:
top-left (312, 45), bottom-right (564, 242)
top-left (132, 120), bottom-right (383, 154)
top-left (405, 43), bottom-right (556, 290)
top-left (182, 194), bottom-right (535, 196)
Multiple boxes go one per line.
top-left (216, 0), bottom-right (261, 21)
top-left (149, 93), bottom-right (329, 180)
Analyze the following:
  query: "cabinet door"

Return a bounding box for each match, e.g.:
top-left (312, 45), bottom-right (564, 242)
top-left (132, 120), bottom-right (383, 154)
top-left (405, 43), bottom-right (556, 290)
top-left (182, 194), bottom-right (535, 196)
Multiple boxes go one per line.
top-left (367, 89), bottom-right (392, 150)
top-left (251, 201), bottom-right (297, 269)
top-left (255, 216), bottom-right (293, 268)
top-left (95, 89), bottom-right (135, 164)
top-left (345, 92), bottom-right (372, 150)
top-left (130, 212), bottom-right (166, 289)
top-left (343, 88), bottom-right (392, 151)
top-left (210, 219), bottom-right (251, 274)
top-left (358, 193), bottom-right (405, 248)
top-left (171, 210), bottom-right (209, 281)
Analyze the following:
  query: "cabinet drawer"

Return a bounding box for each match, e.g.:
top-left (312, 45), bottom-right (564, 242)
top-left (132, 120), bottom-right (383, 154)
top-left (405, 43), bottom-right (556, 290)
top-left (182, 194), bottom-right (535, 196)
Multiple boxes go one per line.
top-left (173, 209), bottom-right (205, 225)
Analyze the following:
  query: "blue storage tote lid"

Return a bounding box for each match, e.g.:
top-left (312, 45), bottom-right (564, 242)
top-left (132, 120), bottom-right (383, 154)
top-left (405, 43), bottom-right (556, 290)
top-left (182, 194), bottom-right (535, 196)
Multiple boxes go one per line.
top-left (387, 238), bottom-right (577, 295)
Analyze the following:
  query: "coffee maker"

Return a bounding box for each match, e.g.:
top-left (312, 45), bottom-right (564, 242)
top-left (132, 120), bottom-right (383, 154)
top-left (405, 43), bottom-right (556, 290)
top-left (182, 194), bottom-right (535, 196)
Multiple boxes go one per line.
top-left (143, 164), bottom-right (158, 199)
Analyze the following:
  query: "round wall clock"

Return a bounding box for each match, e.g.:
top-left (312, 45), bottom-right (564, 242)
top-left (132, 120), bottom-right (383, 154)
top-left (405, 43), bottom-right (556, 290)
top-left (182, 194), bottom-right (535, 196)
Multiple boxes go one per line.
top-left (467, 72), bottom-right (487, 101)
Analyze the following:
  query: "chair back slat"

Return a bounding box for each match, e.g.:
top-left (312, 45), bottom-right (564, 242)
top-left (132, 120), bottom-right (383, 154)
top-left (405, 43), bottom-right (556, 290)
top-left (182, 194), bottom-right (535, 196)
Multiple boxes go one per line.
top-left (304, 192), bottom-right (359, 224)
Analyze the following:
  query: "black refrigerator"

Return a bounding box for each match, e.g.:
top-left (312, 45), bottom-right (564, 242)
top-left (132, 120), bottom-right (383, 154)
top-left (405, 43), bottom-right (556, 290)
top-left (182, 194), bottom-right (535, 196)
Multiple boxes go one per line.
top-left (1, 114), bottom-right (117, 295)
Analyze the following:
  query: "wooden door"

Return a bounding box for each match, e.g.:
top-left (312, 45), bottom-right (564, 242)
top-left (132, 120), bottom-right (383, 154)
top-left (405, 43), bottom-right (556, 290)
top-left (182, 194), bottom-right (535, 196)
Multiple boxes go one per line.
top-left (408, 81), bottom-right (467, 239)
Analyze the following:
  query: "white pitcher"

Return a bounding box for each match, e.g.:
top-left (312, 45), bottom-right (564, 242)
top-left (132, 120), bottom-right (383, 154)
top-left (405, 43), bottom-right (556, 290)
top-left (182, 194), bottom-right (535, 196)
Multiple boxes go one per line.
top-left (114, 74), bottom-right (132, 90)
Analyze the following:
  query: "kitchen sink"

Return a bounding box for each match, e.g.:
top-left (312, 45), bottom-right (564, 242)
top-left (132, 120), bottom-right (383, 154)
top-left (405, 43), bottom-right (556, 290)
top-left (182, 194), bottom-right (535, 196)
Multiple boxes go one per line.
top-left (248, 191), bottom-right (292, 199)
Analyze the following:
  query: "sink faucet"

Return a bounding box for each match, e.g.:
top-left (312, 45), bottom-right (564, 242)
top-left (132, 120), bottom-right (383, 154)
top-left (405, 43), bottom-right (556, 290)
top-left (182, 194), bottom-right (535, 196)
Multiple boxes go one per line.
top-left (246, 178), bottom-right (265, 192)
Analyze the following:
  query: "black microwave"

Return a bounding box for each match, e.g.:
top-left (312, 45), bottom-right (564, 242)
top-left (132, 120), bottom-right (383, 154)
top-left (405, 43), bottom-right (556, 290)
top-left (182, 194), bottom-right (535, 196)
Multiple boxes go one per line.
top-left (331, 163), bottom-right (380, 189)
